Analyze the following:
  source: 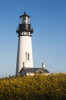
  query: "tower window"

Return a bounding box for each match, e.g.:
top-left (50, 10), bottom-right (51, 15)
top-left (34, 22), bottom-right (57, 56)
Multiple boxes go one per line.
top-left (26, 52), bottom-right (30, 61)
top-left (28, 54), bottom-right (29, 60)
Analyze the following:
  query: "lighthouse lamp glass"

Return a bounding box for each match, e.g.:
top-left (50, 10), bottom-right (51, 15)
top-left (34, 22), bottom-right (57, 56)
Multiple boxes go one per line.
top-left (20, 17), bottom-right (30, 24)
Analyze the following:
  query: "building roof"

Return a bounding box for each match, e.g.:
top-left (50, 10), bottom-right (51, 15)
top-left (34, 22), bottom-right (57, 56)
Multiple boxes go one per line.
top-left (20, 12), bottom-right (30, 18)
top-left (20, 68), bottom-right (49, 73)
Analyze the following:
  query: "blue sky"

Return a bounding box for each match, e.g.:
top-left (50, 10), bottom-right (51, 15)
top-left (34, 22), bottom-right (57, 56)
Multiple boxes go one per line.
top-left (0, 0), bottom-right (66, 77)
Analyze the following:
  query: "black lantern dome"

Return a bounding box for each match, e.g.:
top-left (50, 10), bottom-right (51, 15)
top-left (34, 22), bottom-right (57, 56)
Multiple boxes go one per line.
top-left (17, 12), bottom-right (33, 36)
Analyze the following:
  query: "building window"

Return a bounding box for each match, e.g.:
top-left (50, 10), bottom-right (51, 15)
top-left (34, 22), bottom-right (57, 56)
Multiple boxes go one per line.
top-left (28, 53), bottom-right (29, 60)
top-left (26, 52), bottom-right (30, 61)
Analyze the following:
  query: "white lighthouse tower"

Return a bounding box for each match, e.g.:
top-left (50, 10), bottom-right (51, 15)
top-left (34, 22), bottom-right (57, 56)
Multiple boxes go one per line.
top-left (16, 12), bottom-right (33, 75)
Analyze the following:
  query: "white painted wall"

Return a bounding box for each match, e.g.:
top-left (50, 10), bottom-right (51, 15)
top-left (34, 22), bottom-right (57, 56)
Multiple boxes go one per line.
top-left (27, 73), bottom-right (35, 76)
top-left (16, 33), bottom-right (33, 75)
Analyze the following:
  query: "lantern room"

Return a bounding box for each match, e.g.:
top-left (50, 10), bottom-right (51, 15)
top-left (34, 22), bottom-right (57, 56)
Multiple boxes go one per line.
top-left (17, 12), bottom-right (33, 36)
top-left (20, 12), bottom-right (30, 24)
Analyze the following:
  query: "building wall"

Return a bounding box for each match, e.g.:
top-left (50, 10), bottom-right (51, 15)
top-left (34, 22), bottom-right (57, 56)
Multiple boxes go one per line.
top-left (26, 73), bottom-right (35, 76)
top-left (20, 70), bottom-right (26, 76)
top-left (16, 35), bottom-right (33, 75)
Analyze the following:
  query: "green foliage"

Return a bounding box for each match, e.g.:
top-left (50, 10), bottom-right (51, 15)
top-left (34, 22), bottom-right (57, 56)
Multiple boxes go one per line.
top-left (0, 73), bottom-right (66, 100)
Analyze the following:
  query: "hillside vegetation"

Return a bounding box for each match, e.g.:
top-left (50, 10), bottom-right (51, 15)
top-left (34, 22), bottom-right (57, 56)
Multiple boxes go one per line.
top-left (0, 73), bottom-right (66, 100)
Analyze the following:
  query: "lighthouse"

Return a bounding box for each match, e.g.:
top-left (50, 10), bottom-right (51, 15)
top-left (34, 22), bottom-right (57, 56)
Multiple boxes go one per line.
top-left (16, 12), bottom-right (33, 75)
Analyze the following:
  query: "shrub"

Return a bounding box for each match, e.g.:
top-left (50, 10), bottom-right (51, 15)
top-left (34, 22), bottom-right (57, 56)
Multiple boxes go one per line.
top-left (0, 73), bottom-right (66, 100)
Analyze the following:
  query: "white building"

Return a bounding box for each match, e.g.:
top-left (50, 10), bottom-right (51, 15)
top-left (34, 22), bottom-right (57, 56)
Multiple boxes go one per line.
top-left (16, 12), bottom-right (49, 76)
top-left (16, 12), bottom-right (33, 75)
top-left (19, 68), bottom-right (49, 76)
